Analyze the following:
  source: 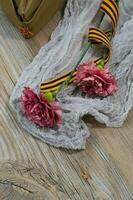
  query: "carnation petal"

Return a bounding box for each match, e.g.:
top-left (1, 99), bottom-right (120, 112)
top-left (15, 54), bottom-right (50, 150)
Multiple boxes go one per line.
top-left (21, 88), bottom-right (62, 128)
top-left (76, 62), bottom-right (118, 97)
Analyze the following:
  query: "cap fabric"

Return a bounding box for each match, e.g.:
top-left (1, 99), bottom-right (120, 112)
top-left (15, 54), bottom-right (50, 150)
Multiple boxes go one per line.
top-left (0, 0), bottom-right (66, 38)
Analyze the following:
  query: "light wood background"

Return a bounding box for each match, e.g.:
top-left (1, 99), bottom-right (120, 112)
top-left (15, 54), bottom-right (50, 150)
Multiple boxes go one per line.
top-left (0, 8), bottom-right (133, 200)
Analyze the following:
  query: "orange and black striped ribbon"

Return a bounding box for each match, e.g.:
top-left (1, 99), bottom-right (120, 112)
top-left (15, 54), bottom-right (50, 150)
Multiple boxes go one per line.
top-left (100, 0), bottom-right (119, 32)
top-left (88, 27), bottom-right (112, 65)
top-left (40, 0), bottom-right (119, 94)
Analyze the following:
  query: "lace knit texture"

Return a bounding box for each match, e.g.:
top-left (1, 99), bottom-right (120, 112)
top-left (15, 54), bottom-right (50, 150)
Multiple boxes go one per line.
top-left (10, 0), bottom-right (133, 150)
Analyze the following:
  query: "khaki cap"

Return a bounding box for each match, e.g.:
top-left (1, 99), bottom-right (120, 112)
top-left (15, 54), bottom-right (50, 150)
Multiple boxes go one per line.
top-left (0, 0), bottom-right (66, 38)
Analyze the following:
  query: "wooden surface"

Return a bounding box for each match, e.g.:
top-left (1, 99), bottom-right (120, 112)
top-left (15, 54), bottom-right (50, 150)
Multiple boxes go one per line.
top-left (0, 9), bottom-right (133, 200)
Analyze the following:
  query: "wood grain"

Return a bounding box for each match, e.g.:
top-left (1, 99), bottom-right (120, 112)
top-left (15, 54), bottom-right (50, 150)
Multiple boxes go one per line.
top-left (0, 8), bottom-right (133, 200)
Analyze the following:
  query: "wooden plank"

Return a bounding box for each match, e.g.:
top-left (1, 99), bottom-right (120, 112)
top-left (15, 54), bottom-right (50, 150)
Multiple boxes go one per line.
top-left (0, 9), bottom-right (133, 200)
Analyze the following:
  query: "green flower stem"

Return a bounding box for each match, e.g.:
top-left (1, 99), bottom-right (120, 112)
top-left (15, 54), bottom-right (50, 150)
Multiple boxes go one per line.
top-left (54, 12), bottom-right (105, 96)
top-left (54, 42), bottom-right (91, 95)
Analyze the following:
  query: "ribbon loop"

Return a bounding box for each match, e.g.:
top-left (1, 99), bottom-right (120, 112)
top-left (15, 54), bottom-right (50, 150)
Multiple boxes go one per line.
top-left (88, 27), bottom-right (112, 65)
top-left (100, 0), bottom-right (119, 32)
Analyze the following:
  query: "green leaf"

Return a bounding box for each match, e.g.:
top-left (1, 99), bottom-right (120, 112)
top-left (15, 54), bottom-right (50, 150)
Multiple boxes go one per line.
top-left (45, 92), bottom-right (55, 102)
top-left (96, 59), bottom-right (105, 70)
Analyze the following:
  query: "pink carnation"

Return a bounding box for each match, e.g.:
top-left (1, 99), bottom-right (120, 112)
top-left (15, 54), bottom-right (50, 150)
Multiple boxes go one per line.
top-left (75, 62), bottom-right (118, 97)
top-left (21, 87), bottom-right (62, 127)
